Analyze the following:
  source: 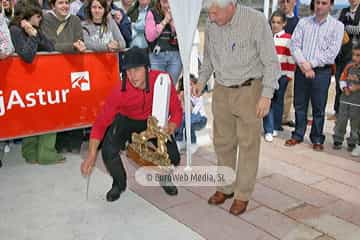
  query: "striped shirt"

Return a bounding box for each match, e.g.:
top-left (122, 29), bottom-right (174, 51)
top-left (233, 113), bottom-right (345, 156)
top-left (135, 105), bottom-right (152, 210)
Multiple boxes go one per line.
top-left (274, 30), bottom-right (296, 81)
top-left (290, 15), bottom-right (344, 68)
top-left (199, 6), bottom-right (280, 98)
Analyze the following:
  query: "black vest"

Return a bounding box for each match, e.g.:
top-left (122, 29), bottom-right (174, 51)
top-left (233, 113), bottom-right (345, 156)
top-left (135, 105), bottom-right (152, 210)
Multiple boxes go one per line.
top-left (147, 8), bottom-right (179, 53)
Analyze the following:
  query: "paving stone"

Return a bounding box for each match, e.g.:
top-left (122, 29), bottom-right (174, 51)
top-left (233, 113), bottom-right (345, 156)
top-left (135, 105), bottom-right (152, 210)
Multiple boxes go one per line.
top-left (301, 214), bottom-right (360, 240)
top-left (312, 179), bottom-right (360, 205)
top-left (314, 235), bottom-right (336, 240)
top-left (166, 201), bottom-right (276, 240)
top-left (322, 200), bottom-right (360, 227)
top-left (241, 206), bottom-right (316, 239)
top-left (260, 157), bottom-right (326, 185)
top-left (252, 183), bottom-right (303, 212)
top-left (286, 204), bottom-right (325, 221)
top-left (282, 224), bottom-right (323, 240)
top-left (259, 174), bottom-right (337, 207)
top-left (128, 179), bottom-right (199, 210)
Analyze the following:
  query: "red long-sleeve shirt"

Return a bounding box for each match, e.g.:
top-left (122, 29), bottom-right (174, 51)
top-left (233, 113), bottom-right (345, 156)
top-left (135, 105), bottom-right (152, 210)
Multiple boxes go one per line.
top-left (90, 70), bottom-right (183, 140)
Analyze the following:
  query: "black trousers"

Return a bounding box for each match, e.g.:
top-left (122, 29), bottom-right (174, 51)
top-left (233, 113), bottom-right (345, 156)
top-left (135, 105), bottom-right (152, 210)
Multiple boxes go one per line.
top-left (101, 114), bottom-right (180, 191)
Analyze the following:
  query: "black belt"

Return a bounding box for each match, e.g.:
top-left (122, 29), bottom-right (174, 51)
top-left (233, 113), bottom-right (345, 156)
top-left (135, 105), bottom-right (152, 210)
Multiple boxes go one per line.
top-left (313, 65), bottom-right (332, 71)
top-left (227, 78), bottom-right (254, 88)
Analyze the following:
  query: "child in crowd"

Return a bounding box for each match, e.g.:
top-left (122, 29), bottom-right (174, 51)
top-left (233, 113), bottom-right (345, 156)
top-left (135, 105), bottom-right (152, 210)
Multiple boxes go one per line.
top-left (263, 10), bottom-right (295, 142)
top-left (175, 74), bottom-right (207, 153)
top-left (9, 4), bottom-right (54, 63)
top-left (333, 44), bottom-right (360, 156)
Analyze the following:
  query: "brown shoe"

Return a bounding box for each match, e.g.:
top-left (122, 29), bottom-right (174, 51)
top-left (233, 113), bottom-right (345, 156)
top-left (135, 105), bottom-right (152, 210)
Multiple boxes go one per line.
top-left (208, 191), bottom-right (234, 205)
top-left (285, 138), bottom-right (301, 146)
top-left (313, 144), bottom-right (324, 152)
top-left (229, 199), bottom-right (249, 216)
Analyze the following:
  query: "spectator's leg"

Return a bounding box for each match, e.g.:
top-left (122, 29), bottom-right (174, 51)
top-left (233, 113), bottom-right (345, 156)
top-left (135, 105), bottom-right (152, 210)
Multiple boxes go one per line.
top-left (37, 133), bottom-right (64, 164)
top-left (348, 105), bottom-right (360, 149)
top-left (333, 102), bottom-right (349, 146)
top-left (292, 69), bottom-right (311, 142)
top-left (0, 141), bottom-right (5, 167)
top-left (273, 76), bottom-right (288, 131)
top-left (282, 76), bottom-right (294, 124)
top-left (22, 136), bottom-right (39, 163)
top-left (165, 51), bottom-right (183, 85)
top-left (309, 68), bottom-right (331, 144)
top-left (334, 63), bottom-right (345, 114)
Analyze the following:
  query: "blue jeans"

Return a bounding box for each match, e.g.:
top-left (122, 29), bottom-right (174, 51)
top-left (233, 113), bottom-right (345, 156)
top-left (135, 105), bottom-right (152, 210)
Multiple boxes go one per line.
top-left (292, 67), bottom-right (331, 144)
top-left (263, 75), bottom-right (288, 134)
top-left (175, 113), bottom-right (207, 144)
top-left (149, 51), bottom-right (183, 84)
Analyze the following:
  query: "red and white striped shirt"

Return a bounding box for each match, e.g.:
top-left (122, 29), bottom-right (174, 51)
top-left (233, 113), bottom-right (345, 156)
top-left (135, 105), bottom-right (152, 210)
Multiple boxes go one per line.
top-left (274, 30), bottom-right (296, 81)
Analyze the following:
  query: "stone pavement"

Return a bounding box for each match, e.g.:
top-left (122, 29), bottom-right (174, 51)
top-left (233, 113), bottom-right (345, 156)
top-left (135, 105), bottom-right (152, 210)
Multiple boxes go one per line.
top-left (1, 82), bottom-right (360, 240)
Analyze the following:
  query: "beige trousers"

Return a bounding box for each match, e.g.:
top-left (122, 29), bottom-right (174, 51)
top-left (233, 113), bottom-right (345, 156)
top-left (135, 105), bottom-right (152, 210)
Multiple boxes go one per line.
top-left (212, 80), bottom-right (262, 201)
top-left (283, 79), bottom-right (294, 122)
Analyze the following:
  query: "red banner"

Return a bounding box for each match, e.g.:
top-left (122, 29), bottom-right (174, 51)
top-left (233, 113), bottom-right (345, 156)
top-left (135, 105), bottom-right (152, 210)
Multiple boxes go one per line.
top-left (0, 52), bottom-right (119, 140)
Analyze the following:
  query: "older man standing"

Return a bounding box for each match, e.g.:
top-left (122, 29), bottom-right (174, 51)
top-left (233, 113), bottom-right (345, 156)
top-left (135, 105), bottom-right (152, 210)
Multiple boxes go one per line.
top-left (192, 0), bottom-right (280, 215)
top-left (285, 0), bottom-right (344, 151)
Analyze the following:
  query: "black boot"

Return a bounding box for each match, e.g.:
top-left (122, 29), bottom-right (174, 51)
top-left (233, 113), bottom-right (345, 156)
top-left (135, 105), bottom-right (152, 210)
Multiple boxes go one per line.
top-left (0, 159), bottom-right (2, 168)
top-left (106, 185), bottom-right (122, 202)
top-left (159, 175), bottom-right (178, 196)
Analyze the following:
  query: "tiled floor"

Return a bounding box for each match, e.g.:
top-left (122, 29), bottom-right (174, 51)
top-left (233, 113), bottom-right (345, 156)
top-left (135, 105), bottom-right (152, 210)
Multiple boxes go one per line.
top-left (2, 81), bottom-right (360, 239)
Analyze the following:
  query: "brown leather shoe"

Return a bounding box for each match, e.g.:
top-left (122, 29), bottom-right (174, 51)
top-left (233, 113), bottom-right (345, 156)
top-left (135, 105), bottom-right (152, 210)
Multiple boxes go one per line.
top-left (229, 199), bottom-right (249, 216)
top-left (313, 144), bottom-right (324, 151)
top-left (285, 138), bottom-right (301, 146)
top-left (208, 191), bottom-right (234, 205)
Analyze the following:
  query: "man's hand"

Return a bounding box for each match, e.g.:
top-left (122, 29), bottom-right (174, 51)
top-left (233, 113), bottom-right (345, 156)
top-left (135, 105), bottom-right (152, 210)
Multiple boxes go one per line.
top-left (191, 81), bottom-right (205, 97)
top-left (256, 96), bottom-right (271, 118)
top-left (304, 69), bottom-right (315, 79)
top-left (300, 61), bottom-right (312, 73)
top-left (165, 122), bottom-right (177, 135)
top-left (80, 154), bottom-right (96, 176)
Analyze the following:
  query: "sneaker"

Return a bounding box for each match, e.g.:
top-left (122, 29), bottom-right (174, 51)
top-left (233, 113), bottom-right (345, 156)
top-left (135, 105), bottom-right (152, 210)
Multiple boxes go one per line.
top-left (348, 144), bottom-right (356, 152)
top-left (273, 130), bottom-right (278, 137)
top-left (264, 133), bottom-right (273, 142)
top-left (4, 144), bottom-right (10, 153)
top-left (333, 142), bottom-right (342, 150)
top-left (351, 145), bottom-right (360, 157)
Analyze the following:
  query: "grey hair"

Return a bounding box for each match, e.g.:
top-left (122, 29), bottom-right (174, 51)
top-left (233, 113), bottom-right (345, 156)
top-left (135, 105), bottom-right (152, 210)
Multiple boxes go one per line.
top-left (203, 0), bottom-right (237, 8)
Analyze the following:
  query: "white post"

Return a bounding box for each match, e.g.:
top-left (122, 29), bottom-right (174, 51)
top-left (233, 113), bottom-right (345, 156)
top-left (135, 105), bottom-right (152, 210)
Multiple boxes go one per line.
top-left (263, 0), bottom-right (270, 18)
top-left (272, 0), bottom-right (278, 13)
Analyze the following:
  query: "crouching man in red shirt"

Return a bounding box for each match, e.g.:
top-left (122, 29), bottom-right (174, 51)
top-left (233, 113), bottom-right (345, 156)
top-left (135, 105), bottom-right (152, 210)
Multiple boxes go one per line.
top-left (80, 47), bottom-right (183, 201)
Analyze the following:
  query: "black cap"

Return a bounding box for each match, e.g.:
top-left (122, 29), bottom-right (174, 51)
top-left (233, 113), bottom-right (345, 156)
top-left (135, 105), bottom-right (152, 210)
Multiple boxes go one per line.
top-left (122, 47), bottom-right (150, 70)
top-left (121, 47), bottom-right (150, 92)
